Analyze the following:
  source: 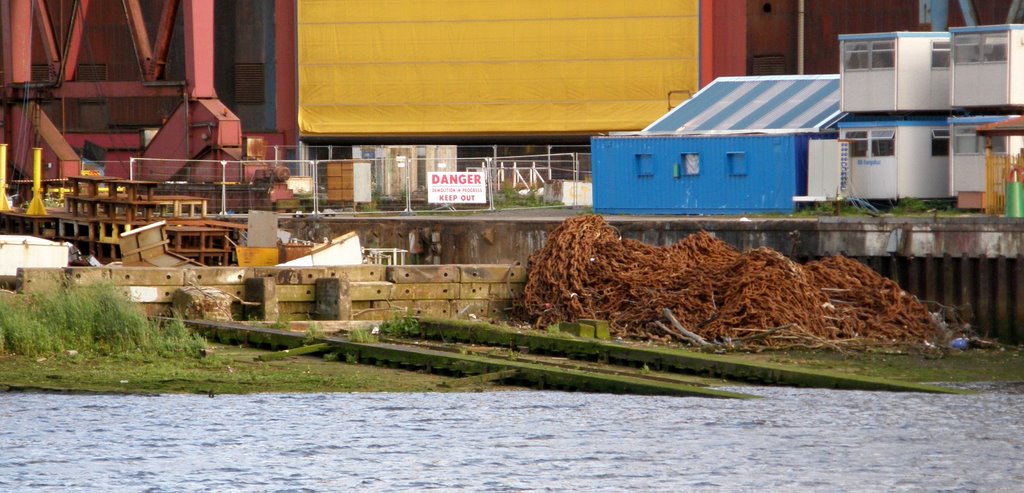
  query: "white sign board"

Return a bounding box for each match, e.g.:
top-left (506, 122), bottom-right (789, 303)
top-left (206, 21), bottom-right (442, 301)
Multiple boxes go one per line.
top-left (353, 162), bottom-right (372, 203)
top-left (427, 172), bottom-right (487, 204)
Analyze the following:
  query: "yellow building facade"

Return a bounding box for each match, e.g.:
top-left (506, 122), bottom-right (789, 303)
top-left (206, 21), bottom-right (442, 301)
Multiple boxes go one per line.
top-left (297, 0), bottom-right (700, 138)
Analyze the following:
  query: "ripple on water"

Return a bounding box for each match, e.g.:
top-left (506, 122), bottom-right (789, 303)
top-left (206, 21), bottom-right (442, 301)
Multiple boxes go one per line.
top-left (0, 386), bottom-right (1022, 491)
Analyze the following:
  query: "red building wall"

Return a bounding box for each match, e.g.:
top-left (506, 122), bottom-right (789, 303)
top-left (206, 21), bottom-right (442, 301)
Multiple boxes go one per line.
top-left (704, 0), bottom-right (1018, 83)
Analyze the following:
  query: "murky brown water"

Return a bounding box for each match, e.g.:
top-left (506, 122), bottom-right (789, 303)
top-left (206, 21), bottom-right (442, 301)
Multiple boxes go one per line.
top-left (2, 384), bottom-right (1022, 492)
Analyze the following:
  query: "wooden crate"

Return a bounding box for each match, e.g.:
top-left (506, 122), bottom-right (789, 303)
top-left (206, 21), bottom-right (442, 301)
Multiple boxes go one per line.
top-left (325, 162), bottom-right (354, 202)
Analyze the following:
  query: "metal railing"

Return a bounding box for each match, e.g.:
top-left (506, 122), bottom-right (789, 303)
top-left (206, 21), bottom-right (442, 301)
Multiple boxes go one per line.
top-left (120, 149), bottom-right (592, 217)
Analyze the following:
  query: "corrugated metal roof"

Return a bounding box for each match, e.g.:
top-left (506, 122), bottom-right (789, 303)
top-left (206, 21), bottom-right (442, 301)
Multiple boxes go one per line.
top-left (643, 75), bottom-right (843, 135)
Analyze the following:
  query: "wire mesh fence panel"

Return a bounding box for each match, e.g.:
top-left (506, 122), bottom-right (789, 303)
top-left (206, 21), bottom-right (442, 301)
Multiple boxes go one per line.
top-left (489, 153), bottom-right (592, 209)
top-left (129, 158), bottom-right (316, 215)
top-left (114, 147), bottom-right (592, 217)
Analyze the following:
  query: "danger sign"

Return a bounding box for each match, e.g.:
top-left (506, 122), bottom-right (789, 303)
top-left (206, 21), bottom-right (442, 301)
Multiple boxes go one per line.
top-left (427, 172), bottom-right (487, 204)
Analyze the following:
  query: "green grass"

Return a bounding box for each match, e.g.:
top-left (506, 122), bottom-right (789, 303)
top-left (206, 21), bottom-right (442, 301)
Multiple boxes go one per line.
top-left (379, 316), bottom-right (420, 337)
top-left (349, 328), bottom-right (378, 343)
top-left (0, 344), bottom-right (466, 395)
top-left (741, 347), bottom-right (1024, 384)
top-left (494, 187), bottom-right (546, 208)
top-left (0, 283), bottom-right (205, 358)
top-left (791, 197), bottom-right (970, 218)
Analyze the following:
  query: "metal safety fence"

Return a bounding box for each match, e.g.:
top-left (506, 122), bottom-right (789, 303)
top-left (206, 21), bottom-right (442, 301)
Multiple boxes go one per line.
top-left (125, 148), bottom-right (592, 216)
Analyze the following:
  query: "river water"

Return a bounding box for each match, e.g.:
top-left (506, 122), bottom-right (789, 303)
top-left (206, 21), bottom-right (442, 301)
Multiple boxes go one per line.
top-left (1, 384), bottom-right (1022, 492)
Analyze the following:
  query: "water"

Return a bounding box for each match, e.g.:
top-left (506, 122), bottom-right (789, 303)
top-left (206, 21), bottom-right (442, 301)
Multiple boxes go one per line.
top-left (1, 384), bottom-right (1022, 492)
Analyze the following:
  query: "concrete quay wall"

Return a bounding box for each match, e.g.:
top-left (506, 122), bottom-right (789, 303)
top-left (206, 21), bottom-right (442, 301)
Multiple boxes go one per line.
top-left (278, 215), bottom-right (1023, 343)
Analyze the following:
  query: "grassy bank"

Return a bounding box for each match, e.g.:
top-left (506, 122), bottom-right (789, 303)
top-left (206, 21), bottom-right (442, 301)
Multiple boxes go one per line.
top-left (0, 344), bottom-right (466, 395)
top-left (0, 284), bottom-right (499, 394)
top-left (1, 284), bottom-right (1021, 395)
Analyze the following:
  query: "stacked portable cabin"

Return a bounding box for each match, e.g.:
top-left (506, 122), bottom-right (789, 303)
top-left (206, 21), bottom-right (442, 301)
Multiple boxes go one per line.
top-left (591, 75), bottom-right (843, 215)
top-left (836, 32), bottom-right (953, 201)
top-left (948, 25), bottom-right (1024, 209)
top-left (836, 26), bottom-right (1024, 207)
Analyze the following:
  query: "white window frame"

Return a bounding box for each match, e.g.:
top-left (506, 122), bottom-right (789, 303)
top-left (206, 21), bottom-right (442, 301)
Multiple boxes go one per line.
top-left (955, 32), bottom-right (1008, 64)
top-left (843, 40), bottom-right (895, 71)
top-left (931, 41), bottom-right (950, 69)
top-left (931, 129), bottom-right (950, 156)
top-left (953, 126), bottom-right (1008, 155)
top-left (844, 129), bottom-right (895, 158)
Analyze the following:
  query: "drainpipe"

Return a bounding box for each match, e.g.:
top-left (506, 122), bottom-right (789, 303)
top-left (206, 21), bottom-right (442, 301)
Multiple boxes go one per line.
top-left (797, 0), bottom-right (805, 75)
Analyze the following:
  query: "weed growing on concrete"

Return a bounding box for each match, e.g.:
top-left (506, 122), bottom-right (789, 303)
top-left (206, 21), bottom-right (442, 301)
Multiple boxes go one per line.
top-left (303, 323), bottom-right (323, 345)
top-left (379, 317), bottom-right (420, 337)
top-left (349, 329), bottom-right (378, 343)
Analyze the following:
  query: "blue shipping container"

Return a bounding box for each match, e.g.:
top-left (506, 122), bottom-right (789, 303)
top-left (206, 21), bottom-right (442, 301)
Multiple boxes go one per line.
top-left (592, 134), bottom-right (823, 215)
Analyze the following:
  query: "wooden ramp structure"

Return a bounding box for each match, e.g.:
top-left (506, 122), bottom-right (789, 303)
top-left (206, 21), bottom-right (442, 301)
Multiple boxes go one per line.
top-left (176, 318), bottom-right (969, 397)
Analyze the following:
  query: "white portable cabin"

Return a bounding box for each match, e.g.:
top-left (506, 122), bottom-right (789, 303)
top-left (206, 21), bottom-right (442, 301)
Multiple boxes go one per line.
top-left (948, 115), bottom-right (1024, 208)
top-left (950, 25), bottom-right (1024, 108)
top-left (839, 32), bottom-right (950, 113)
top-left (837, 119), bottom-right (950, 200)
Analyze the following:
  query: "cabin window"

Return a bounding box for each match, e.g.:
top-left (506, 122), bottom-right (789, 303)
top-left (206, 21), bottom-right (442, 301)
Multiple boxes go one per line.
top-left (931, 129), bottom-right (950, 156)
top-left (843, 42), bottom-right (870, 70)
top-left (682, 153), bottom-right (700, 176)
top-left (983, 33), bottom-right (1008, 62)
top-left (954, 126), bottom-right (1008, 155)
top-left (845, 131), bottom-right (869, 157)
top-left (870, 130), bottom-right (895, 157)
top-left (955, 33), bottom-right (1008, 64)
top-left (845, 130), bottom-right (894, 157)
top-left (727, 152), bottom-right (747, 176)
top-left (931, 41), bottom-right (950, 68)
top-left (955, 34), bottom-right (981, 63)
top-left (635, 154), bottom-right (654, 177)
top-left (954, 126), bottom-right (979, 154)
top-left (870, 40), bottom-right (895, 68)
top-left (844, 40), bottom-right (894, 70)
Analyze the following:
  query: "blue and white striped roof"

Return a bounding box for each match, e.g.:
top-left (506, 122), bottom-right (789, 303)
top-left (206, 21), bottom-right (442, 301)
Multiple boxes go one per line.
top-left (643, 75), bottom-right (843, 135)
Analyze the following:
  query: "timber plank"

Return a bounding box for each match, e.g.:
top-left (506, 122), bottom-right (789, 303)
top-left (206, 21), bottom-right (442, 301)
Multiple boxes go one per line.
top-left (387, 265), bottom-right (460, 283)
top-left (349, 281), bottom-right (395, 301)
top-left (17, 268), bottom-right (66, 293)
top-left (460, 283), bottom-right (491, 300)
top-left (249, 267), bottom-right (328, 285)
top-left (106, 267), bottom-right (185, 286)
top-left (391, 283), bottom-right (460, 300)
top-left (186, 267), bottom-right (245, 285)
top-left (458, 265), bottom-right (527, 283)
top-left (323, 265), bottom-right (387, 282)
top-left (64, 267), bottom-right (108, 285)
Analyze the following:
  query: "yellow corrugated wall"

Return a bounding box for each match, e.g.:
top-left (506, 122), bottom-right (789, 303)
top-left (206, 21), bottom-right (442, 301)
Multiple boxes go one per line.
top-left (297, 0), bottom-right (700, 137)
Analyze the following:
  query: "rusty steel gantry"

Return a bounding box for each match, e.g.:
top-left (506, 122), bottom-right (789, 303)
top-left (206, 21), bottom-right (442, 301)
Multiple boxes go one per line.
top-left (0, 0), bottom-right (243, 184)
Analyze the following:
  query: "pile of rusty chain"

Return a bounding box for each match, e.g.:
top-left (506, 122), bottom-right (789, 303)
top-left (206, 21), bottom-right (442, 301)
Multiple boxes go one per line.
top-left (522, 215), bottom-right (939, 348)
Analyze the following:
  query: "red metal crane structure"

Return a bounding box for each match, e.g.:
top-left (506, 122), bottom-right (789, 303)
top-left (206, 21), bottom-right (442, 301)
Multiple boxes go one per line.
top-left (1, 0), bottom-right (242, 183)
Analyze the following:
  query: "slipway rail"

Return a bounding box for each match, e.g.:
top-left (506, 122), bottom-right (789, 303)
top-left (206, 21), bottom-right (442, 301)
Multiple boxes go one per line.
top-left (412, 319), bottom-right (971, 395)
top-left (176, 319), bottom-right (753, 399)
top-left (173, 318), bottom-right (969, 396)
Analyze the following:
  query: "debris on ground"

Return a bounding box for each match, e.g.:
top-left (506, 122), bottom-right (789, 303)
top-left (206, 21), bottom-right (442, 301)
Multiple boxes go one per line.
top-left (522, 215), bottom-right (943, 350)
top-left (171, 286), bottom-right (234, 321)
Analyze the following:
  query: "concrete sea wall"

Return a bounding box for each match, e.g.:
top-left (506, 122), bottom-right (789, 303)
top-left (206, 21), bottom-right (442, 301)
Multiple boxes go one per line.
top-left (278, 215), bottom-right (1023, 343)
